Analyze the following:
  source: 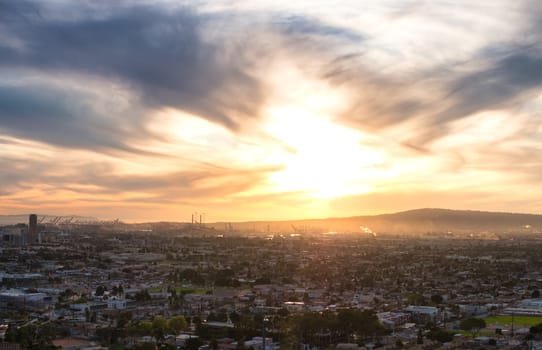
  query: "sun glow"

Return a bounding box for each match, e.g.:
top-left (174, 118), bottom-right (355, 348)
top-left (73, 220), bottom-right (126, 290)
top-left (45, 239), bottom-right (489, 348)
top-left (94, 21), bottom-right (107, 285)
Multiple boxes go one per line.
top-left (265, 106), bottom-right (384, 199)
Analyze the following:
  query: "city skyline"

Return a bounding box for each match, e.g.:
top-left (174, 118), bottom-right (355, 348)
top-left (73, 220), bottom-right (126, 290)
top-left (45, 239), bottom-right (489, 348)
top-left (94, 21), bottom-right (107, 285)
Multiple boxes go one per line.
top-left (1, 0), bottom-right (542, 222)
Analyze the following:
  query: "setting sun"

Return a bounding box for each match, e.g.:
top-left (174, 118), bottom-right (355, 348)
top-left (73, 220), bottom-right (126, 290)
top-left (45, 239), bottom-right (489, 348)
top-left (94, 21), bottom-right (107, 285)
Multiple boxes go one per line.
top-left (265, 106), bottom-right (382, 198)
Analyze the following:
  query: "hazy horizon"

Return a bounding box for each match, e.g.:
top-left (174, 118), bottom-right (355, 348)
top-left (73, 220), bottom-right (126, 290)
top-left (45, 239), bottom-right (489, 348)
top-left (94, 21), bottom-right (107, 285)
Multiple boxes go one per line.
top-left (3, 207), bottom-right (542, 227)
top-left (1, 1), bottom-right (541, 222)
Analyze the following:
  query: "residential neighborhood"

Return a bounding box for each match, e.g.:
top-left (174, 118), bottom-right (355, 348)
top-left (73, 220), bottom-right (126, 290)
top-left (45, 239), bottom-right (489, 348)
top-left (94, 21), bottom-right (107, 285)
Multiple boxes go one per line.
top-left (2, 218), bottom-right (542, 350)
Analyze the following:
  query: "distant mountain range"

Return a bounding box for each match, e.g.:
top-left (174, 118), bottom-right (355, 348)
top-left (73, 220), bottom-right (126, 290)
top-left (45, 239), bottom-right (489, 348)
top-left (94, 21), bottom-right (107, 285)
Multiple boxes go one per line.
top-left (2, 208), bottom-right (542, 235)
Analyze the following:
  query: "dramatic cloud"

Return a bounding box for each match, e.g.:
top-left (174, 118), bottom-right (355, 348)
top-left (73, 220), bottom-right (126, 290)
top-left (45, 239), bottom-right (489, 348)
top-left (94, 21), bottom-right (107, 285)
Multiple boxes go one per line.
top-left (0, 81), bottom-right (153, 153)
top-left (0, 0), bottom-right (541, 221)
top-left (0, 1), bottom-right (263, 137)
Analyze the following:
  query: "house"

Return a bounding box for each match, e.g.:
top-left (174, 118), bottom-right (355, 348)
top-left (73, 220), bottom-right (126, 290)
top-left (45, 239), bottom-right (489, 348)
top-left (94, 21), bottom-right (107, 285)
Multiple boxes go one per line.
top-left (404, 305), bottom-right (438, 323)
top-left (377, 312), bottom-right (411, 329)
top-left (107, 296), bottom-right (127, 310)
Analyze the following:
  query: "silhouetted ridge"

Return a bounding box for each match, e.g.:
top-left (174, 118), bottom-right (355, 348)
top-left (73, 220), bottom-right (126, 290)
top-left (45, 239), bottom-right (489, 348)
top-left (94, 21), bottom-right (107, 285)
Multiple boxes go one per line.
top-left (2, 208), bottom-right (542, 236)
top-left (210, 208), bottom-right (542, 235)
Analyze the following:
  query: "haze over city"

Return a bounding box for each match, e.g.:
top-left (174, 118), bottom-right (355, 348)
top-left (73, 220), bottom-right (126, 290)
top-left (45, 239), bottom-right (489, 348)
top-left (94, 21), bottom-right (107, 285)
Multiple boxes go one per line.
top-left (1, 0), bottom-right (542, 222)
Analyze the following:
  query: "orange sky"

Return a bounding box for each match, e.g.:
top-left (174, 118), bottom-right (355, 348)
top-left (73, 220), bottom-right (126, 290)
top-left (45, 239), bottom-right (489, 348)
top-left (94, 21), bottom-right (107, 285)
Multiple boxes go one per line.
top-left (0, 0), bottom-right (541, 222)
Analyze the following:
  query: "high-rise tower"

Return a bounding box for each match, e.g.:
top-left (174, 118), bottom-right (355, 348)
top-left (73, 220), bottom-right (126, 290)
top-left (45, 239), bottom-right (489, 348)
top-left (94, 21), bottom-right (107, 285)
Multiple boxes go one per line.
top-left (28, 214), bottom-right (38, 244)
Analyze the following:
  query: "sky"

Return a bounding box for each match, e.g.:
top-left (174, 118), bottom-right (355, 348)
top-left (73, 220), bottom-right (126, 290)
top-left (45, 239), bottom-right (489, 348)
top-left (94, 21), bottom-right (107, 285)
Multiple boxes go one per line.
top-left (0, 0), bottom-right (541, 222)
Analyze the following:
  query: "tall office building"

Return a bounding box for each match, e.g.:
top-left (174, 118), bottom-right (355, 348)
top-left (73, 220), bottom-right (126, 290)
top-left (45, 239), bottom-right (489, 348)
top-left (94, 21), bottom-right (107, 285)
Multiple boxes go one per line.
top-left (28, 214), bottom-right (38, 245)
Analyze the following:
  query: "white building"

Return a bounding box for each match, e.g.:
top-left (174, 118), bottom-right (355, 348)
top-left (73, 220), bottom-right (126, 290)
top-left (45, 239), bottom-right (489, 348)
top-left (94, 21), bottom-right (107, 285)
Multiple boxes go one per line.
top-left (244, 337), bottom-right (277, 350)
top-left (404, 305), bottom-right (438, 322)
top-left (0, 288), bottom-right (49, 310)
top-left (503, 299), bottom-right (542, 316)
top-left (107, 296), bottom-right (127, 310)
top-left (520, 299), bottom-right (542, 309)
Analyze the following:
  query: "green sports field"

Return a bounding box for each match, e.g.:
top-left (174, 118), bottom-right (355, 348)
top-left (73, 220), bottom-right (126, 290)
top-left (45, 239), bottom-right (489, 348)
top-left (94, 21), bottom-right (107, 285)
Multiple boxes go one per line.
top-left (484, 315), bottom-right (542, 327)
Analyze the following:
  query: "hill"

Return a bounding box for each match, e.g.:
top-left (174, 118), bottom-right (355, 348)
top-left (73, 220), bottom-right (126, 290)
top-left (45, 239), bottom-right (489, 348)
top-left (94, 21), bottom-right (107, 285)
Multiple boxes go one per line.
top-left (211, 208), bottom-right (542, 235)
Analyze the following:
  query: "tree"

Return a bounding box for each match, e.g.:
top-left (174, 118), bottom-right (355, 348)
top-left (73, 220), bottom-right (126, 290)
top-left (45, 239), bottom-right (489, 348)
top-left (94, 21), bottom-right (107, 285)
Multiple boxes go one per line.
top-left (116, 311), bottom-right (132, 328)
top-left (4, 324), bottom-right (16, 343)
top-left (336, 309), bottom-right (384, 341)
top-left (58, 288), bottom-right (77, 303)
top-left (168, 315), bottom-right (188, 334)
top-left (178, 268), bottom-right (205, 284)
top-left (430, 294), bottom-right (443, 305)
top-left (293, 312), bottom-right (330, 344)
top-left (134, 321), bottom-right (153, 337)
top-left (407, 293), bottom-right (426, 305)
top-left (4, 322), bottom-right (64, 350)
top-left (426, 328), bottom-right (453, 343)
top-left (532, 290), bottom-right (540, 298)
top-left (459, 318), bottom-right (486, 338)
top-left (230, 311), bottom-right (241, 323)
top-left (286, 308), bottom-right (384, 345)
top-left (277, 308), bottom-right (289, 317)
top-left (134, 289), bottom-right (151, 302)
top-left (236, 338), bottom-right (246, 350)
top-left (185, 337), bottom-right (203, 350)
top-left (529, 322), bottom-right (542, 334)
top-left (303, 293), bottom-right (311, 304)
top-left (207, 311), bottom-right (228, 322)
top-left (417, 328), bottom-right (424, 344)
top-left (95, 285), bottom-right (107, 296)
top-left (152, 316), bottom-right (169, 341)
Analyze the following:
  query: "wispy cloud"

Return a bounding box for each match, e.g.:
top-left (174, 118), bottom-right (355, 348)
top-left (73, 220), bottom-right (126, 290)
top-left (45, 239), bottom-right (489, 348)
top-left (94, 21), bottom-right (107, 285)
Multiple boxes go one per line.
top-left (0, 1), bottom-right (263, 135)
top-left (0, 0), bottom-right (541, 220)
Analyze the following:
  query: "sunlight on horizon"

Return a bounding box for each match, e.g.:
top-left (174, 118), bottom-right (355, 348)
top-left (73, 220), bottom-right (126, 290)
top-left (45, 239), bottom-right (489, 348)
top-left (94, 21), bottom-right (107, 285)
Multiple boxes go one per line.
top-left (265, 106), bottom-right (383, 199)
